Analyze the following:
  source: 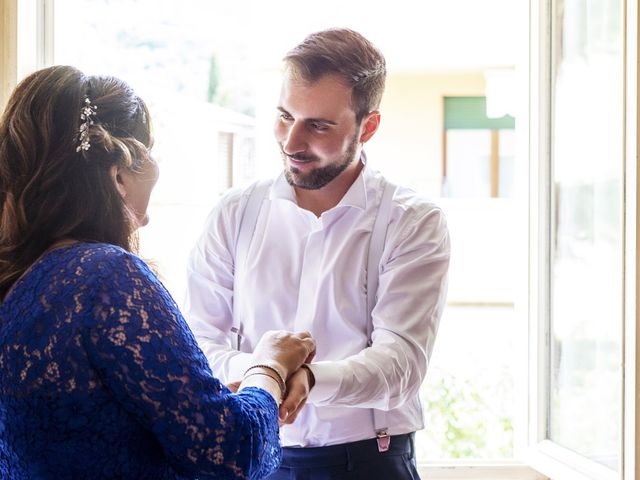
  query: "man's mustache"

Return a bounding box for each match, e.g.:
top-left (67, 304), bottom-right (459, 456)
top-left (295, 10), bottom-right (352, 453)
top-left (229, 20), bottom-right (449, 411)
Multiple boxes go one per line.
top-left (281, 151), bottom-right (320, 162)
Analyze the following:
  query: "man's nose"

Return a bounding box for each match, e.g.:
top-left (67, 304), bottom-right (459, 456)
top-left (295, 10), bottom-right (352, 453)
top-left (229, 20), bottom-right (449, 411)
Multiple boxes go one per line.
top-left (282, 121), bottom-right (307, 155)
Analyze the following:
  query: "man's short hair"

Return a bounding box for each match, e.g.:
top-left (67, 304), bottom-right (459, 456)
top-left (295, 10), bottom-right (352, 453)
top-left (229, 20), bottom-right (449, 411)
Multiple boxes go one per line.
top-left (283, 28), bottom-right (387, 123)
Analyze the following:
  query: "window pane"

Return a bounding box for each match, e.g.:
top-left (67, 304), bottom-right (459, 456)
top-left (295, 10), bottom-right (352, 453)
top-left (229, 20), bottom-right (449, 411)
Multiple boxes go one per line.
top-left (549, 0), bottom-right (623, 470)
top-left (418, 304), bottom-right (516, 459)
top-left (444, 130), bottom-right (491, 197)
top-left (444, 129), bottom-right (516, 198)
top-left (498, 129), bottom-right (516, 198)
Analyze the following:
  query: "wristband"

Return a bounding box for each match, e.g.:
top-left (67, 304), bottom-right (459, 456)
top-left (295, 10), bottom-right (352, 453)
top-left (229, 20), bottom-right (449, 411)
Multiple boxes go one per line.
top-left (244, 364), bottom-right (287, 396)
top-left (241, 372), bottom-right (284, 403)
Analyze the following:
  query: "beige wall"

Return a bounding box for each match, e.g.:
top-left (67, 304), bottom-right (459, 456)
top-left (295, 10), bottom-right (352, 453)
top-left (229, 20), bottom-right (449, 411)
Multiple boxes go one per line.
top-left (366, 72), bottom-right (486, 196)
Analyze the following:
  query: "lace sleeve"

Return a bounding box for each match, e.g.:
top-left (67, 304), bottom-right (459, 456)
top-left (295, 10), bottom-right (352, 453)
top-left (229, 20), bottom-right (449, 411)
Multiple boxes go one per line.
top-left (83, 251), bottom-right (281, 479)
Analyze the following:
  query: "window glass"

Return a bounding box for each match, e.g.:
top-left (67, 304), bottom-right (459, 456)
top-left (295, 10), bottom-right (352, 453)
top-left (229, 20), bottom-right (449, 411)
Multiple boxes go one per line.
top-left (443, 97), bottom-right (515, 198)
top-left (549, 0), bottom-right (623, 470)
top-left (444, 129), bottom-right (492, 197)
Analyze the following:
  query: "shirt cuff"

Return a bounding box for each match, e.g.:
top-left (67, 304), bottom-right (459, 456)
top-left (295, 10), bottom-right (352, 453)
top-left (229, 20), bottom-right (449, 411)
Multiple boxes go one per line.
top-left (306, 361), bottom-right (344, 405)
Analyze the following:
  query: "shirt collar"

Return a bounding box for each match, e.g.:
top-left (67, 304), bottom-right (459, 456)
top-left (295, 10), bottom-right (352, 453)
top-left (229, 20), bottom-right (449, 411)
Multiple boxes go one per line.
top-left (269, 151), bottom-right (372, 211)
top-left (270, 172), bottom-right (297, 202)
top-left (337, 155), bottom-right (368, 211)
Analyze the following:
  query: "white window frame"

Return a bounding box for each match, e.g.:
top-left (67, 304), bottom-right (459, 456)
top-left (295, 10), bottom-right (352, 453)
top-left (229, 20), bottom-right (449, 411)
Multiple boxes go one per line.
top-left (3, 1), bottom-right (638, 478)
top-left (526, 0), bottom-right (639, 479)
top-left (0, 0), bottom-right (53, 110)
top-left (0, 0), bottom-right (18, 109)
top-left (623, 0), bottom-right (639, 479)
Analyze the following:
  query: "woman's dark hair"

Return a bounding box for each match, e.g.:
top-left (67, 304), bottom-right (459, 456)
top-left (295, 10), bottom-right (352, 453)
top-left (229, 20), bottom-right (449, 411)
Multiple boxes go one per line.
top-left (0, 65), bottom-right (153, 298)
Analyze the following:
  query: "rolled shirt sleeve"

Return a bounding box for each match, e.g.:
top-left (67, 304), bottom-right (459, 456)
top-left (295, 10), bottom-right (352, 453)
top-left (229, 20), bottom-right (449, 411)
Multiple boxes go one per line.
top-left (307, 205), bottom-right (450, 410)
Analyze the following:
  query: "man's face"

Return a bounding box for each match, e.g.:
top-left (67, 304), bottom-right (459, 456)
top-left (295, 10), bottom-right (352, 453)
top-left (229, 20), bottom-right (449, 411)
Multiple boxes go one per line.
top-left (274, 73), bottom-right (362, 190)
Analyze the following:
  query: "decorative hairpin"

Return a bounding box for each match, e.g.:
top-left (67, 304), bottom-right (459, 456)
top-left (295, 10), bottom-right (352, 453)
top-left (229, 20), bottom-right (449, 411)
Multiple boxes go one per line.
top-left (76, 97), bottom-right (97, 152)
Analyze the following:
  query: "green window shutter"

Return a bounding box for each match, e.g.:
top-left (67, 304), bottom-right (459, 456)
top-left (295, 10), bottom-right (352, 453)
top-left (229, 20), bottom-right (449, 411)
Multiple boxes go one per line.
top-left (444, 96), bottom-right (515, 130)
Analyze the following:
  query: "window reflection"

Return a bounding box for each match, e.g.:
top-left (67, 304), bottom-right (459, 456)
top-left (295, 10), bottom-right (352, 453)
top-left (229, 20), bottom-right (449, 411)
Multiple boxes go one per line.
top-left (549, 0), bottom-right (623, 470)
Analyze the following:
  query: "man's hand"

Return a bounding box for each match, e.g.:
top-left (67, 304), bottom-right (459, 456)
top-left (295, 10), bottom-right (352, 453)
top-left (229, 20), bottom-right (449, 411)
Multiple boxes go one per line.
top-left (279, 366), bottom-right (314, 425)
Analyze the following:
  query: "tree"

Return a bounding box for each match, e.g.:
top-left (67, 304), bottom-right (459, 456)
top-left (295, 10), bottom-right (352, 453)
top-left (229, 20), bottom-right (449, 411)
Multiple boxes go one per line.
top-left (207, 54), bottom-right (220, 103)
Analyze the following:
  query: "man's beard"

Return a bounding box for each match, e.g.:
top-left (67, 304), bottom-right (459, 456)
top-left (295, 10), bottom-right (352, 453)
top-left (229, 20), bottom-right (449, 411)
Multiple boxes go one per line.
top-left (282, 135), bottom-right (359, 190)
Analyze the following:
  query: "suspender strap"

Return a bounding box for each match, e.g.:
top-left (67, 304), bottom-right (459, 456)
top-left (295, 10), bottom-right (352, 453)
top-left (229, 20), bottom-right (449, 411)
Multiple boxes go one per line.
top-left (366, 181), bottom-right (396, 342)
top-left (366, 181), bottom-right (397, 452)
top-left (232, 180), bottom-right (271, 349)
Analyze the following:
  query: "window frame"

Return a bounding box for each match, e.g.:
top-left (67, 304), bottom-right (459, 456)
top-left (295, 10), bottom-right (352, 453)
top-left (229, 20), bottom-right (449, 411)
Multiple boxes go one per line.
top-left (0, 0), bottom-right (18, 110)
top-left (0, 0), bottom-right (53, 110)
top-left (441, 126), bottom-right (511, 198)
top-left (526, 0), bottom-right (639, 479)
top-left (441, 96), bottom-right (516, 198)
top-left (4, 0), bottom-right (639, 478)
top-left (623, 0), bottom-right (639, 479)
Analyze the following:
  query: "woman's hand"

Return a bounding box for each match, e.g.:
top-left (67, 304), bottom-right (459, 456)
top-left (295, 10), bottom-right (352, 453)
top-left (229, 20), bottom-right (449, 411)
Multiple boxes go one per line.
top-left (251, 330), bottom-right (316, 379)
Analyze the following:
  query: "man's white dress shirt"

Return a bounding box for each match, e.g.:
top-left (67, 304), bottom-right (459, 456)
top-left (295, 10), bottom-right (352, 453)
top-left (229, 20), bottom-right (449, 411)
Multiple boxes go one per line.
top-left (185, 161), bottom-right (450, 447)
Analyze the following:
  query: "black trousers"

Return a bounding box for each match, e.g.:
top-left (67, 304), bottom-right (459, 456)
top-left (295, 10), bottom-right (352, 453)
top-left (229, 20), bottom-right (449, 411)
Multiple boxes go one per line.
top-left (265, 433), bottom-right (421, 480)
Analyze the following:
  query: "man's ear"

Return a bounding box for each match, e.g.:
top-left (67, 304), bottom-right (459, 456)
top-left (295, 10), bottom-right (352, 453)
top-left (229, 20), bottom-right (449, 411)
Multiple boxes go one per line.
top-left (110, 164), bottom-right (127, 198)
top-left (359, 111), bottom-right (381, 144)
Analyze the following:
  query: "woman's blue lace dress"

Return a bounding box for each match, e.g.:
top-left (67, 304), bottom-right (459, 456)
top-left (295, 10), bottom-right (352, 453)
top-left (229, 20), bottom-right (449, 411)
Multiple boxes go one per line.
top-left (0, 243), bottom-right (281, 479)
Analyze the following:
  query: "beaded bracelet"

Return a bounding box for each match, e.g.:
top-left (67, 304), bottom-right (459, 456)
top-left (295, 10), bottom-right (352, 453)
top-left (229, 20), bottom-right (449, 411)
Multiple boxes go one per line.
top-left (244, 364), bottom-right (287, 396)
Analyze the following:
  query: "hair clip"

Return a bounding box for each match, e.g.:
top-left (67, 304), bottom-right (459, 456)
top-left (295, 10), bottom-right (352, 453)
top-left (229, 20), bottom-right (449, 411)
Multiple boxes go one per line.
top-left (76, 97), bottom-right (97, 152)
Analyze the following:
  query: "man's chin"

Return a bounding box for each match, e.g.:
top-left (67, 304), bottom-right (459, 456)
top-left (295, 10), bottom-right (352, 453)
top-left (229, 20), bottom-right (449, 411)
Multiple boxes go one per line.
top-left (284, 169), bottom-right (323, 190)
top-left (283, 156), bottom-right (352, 190)
top-left (285, 170), bottom-right (306, 188)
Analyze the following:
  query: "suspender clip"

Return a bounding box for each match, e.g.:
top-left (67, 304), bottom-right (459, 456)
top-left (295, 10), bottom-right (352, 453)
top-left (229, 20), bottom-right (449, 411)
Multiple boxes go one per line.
top-left (376, 430), bottom-right (391, 452)
top-left (230, 326), bottom-right (242, 350)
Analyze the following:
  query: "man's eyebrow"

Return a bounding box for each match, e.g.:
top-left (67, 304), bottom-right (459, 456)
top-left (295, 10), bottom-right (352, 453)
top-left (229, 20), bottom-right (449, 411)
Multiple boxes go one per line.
top-left (277, 106), bottom-right (338, 126)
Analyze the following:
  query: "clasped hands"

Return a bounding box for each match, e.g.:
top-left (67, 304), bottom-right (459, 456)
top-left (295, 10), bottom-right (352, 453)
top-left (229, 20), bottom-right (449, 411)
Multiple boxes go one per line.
top-left (228, 330), bottom-right (316, 426)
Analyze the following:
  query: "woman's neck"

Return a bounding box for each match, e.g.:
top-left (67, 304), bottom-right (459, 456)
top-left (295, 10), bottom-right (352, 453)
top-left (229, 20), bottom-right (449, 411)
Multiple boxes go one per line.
top-left (47, 238), bottom-right (79, 251)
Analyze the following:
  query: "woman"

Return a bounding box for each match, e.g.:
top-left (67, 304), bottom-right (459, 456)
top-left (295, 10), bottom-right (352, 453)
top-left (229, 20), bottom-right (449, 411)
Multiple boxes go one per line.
top-left (0, 65), bottom-right (315, 479)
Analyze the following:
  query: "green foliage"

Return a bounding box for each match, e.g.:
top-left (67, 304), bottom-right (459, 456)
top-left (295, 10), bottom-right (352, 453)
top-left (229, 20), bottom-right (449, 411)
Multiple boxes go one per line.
top-left (422, 371), bottom-right (513, 459)
top-left (207, 54), bottom-right (220, 104)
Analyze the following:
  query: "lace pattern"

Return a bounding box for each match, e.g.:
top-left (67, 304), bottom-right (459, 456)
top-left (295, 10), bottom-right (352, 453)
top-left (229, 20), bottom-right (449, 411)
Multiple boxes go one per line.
top-left (0, 243), bottom-right (281, 479)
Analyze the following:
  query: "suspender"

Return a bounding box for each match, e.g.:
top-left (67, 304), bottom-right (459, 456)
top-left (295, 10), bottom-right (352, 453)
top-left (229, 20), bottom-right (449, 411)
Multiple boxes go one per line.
top-left (366, 181), bottom-right (396, 452)
top-left (231, 180), bottom-right (272, 349)
top-left (233, 178), bottom-right (397, 452)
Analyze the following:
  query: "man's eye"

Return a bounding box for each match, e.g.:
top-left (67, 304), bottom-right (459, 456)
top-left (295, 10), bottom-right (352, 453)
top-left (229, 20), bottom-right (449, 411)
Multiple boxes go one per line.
top-left (311, 123), bottom-right (328, 131)
top-left (280, 113), bottom-right (293, 121)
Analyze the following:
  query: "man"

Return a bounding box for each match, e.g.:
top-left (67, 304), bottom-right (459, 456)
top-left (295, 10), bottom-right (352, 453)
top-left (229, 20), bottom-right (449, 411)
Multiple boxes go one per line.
top-left (185, 28), bottom-right (450, 479)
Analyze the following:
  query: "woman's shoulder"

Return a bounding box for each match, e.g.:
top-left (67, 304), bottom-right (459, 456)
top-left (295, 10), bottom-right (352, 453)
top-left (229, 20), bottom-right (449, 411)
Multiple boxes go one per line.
top-left (1, 243), bottom-right (158, 322)
top-left (65, 243), bottom-right (173, 312)
top-left (48, 242), bottom-right (155, 288)
top-left (63, 242), bottom-right (147, 269)
top-left (64, 241), bottom-right (132, 257)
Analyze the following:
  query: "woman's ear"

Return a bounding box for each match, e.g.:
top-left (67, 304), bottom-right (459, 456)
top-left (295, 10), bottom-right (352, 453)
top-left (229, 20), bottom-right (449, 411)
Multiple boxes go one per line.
top-left (110, 164), bottom-right (127, 198)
